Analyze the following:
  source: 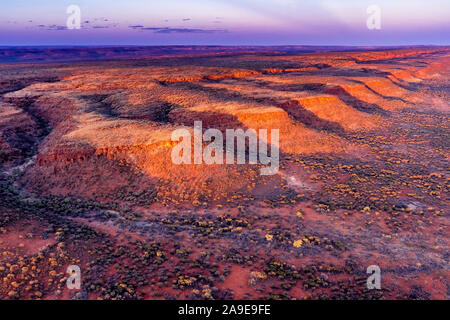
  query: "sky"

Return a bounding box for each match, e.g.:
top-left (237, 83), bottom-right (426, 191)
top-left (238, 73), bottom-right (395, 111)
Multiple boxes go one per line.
top-left (0, 0), bottom-right (449, 46)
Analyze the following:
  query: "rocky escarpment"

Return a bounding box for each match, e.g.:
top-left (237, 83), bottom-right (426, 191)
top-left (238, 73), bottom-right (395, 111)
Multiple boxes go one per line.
top-left (0, 47), bottom-right (447, 205)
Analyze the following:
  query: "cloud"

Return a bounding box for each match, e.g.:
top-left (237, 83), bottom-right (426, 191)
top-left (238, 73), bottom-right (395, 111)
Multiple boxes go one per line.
top-left (35, 21), bottom-right (115, 31)
top-left (42, 24), bottom-right (67, 31)
top-left (153, 28), bottom-right (217, 34)
top-left (128, 25), bottom-right (226, 33)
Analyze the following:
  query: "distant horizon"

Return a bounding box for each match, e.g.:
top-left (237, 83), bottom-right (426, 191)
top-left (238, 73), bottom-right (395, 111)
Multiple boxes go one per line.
top-left (1, 44), bottom-right (448, 48)
top-left (2, 43), bottom-right (447, 65)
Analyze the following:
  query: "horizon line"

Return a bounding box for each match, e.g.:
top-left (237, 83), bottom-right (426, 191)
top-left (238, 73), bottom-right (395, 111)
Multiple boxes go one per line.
top-left (1, 44), bottom-right (449, 48)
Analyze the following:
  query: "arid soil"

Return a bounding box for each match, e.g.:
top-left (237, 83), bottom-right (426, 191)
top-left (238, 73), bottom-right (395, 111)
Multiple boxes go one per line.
top-left (0, 46), bottom-right (448, 300)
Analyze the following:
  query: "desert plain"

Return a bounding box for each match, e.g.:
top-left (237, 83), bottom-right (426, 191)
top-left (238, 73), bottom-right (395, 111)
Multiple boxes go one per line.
top-left (0, 46), bottom-right (448, 300)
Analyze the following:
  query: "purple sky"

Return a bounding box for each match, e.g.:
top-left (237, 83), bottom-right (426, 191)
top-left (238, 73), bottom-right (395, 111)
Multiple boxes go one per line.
top-left (1, 0), bottom-right (449, 46)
